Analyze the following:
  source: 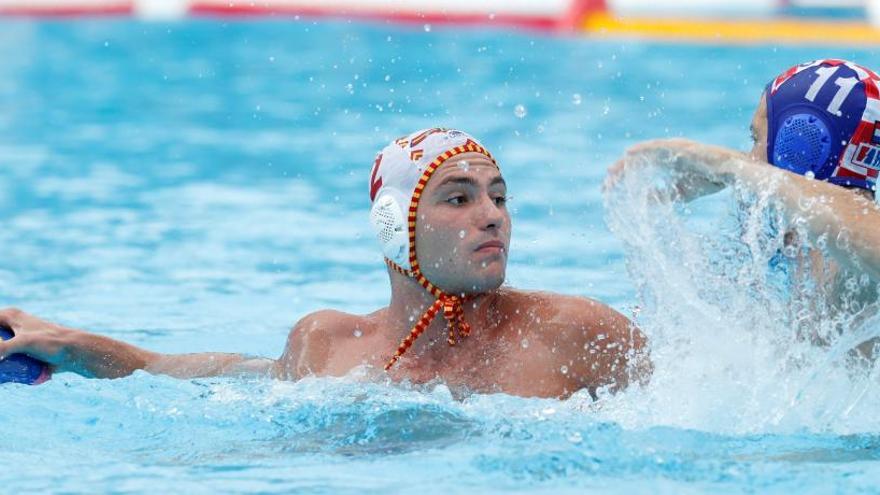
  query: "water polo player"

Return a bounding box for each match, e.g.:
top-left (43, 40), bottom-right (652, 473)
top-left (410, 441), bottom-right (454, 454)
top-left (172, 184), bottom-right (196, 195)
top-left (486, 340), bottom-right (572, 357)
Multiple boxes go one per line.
top-left (607, 59), bottom-right (880, 337)
top-left (0, 128), bottom-right (649, 397)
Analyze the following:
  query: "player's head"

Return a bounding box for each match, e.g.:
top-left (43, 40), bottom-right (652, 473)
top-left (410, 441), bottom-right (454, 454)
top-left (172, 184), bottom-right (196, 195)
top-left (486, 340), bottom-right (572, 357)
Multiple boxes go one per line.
top-left (368, 128), bottom-right (509, 369)
top-left (752, 59), bottom-right (879, 196)
top-left (368, 128), bottom-right (508, 293)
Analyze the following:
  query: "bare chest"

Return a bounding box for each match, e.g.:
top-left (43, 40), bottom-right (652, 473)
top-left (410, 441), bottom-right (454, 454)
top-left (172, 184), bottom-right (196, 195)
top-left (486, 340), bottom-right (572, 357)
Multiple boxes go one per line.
top-left (390, 337), bottom-right (575, 398)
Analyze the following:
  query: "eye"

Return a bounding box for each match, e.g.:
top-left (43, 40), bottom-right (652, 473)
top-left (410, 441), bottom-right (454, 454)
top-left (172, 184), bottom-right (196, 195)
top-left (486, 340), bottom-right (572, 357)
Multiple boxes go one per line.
top-left (493, 195), bottom-right (508, 206)
top-left (446, 194), bottom-right (467, 206)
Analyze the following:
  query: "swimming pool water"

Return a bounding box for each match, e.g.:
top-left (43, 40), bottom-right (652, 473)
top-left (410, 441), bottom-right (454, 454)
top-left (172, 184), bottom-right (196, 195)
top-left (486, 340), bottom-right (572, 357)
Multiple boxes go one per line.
top-left (1, 20), bottom-right (879, 493)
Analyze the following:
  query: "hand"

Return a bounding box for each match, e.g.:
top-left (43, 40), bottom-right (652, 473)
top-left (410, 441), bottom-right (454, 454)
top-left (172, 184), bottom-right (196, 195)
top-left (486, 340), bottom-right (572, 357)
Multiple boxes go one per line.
top-left (604, 138), bottom-right (691, 191)
top-left (605, 138), bottom-right (741, 202)
top-left (0, 308), bottom-right (73, 367)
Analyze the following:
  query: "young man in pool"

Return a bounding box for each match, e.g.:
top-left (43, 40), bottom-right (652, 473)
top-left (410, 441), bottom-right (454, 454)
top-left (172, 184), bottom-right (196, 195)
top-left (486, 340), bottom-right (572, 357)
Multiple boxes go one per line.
top-left (607, 59), bottom-right (880, 339)
top-left (0, 128), bottom-right (649, 398)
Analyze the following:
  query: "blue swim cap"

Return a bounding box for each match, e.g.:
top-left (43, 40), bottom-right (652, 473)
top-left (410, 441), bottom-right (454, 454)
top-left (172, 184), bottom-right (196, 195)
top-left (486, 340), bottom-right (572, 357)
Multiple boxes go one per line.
top-left (766, 59), bottom-right (880, 192)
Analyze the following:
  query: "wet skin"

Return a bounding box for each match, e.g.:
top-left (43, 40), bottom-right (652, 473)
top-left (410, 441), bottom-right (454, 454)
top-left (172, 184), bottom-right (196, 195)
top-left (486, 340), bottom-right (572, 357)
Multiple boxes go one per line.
top-left (607, 92), bottom-right (880, 353)
top-left (0, 154), bottom-right (649, 399)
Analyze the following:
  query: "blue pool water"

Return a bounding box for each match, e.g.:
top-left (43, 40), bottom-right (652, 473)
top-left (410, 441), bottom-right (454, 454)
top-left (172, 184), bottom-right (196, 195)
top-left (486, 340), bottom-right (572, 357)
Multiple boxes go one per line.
top-left (1, 20), bottom-right (880, 493)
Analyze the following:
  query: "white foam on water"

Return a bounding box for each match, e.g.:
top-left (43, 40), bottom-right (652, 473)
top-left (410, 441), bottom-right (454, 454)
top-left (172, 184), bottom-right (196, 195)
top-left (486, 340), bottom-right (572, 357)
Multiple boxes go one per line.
top-left (597, 151), bottom-right (880, 435)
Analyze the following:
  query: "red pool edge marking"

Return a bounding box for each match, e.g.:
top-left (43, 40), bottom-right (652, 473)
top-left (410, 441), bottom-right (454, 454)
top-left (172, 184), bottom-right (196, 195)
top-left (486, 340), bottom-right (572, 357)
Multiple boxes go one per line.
top-left (188, 4), bottom-right (563, 31)
top-left (559, 0), bottom-right (606, 32)
top-left (0, 0), bottom-right (606, 31)
top-left (0, 3), bottom-right (132, 16)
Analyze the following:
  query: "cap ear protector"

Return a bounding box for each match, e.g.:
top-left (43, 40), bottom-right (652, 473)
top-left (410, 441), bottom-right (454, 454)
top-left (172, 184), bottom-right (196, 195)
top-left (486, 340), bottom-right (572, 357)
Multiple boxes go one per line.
top-left (771, 112), bottom-right (833, 178)
top-left (369, 187), bottom-right (411, 270)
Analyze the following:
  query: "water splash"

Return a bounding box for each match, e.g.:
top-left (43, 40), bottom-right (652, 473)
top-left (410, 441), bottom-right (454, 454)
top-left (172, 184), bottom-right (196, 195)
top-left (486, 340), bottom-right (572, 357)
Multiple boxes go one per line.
top-left (601, 152), bottom-right (880, 435)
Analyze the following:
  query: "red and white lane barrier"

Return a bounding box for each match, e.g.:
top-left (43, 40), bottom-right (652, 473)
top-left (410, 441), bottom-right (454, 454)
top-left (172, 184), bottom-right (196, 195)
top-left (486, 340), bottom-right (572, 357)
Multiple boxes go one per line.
top-left (0, 0), bottom-right (132, 15)
top-left (190, 0), bottom-right (601, 30)
top-left (5, 0), bottom-right (871, 29)
top-left (0, 0), bottom-right (607, 28)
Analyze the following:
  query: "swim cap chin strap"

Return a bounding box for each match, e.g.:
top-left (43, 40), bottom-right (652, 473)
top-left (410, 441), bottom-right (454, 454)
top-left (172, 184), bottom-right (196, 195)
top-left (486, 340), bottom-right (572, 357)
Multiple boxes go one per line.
top-left (385, 262), bottom-right (471, 370)
top-left (381, 139), bottom-right (497, 371)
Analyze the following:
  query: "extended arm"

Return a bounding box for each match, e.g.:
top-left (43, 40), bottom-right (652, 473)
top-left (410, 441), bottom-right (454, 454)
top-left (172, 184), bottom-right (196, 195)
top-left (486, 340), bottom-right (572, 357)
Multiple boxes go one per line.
top-left (0, 308), bottom-right (276, 379)
top-left (607, 138), bottom-right (880, 279)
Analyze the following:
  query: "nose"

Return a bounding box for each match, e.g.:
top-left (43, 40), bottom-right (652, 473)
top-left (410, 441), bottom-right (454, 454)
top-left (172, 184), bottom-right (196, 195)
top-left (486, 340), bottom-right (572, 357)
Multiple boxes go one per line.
top-left (475, 193), bottom-right (505, 232)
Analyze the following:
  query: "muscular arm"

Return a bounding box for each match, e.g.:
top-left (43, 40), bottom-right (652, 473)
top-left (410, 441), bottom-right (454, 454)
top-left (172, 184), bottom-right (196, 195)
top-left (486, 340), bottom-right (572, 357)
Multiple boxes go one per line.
top-left (721, 156), bottom-right (880, 279)
top-left (610, 139), bottom-right (880, 280)
top-left (0, 308), bottom-right (277, 380)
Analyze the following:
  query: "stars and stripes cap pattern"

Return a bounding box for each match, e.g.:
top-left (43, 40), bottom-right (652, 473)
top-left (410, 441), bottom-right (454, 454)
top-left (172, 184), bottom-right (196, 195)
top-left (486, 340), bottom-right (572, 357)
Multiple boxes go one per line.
top-left (368, 128), bottom-right (498, 370)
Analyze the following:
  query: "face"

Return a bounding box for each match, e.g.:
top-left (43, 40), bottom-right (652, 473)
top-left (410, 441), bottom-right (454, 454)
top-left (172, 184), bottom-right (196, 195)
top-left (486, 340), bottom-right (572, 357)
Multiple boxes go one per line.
top-left (414, 152), bottom-right (511, 295)
top-left (749, 93), bottom-right (769, 163)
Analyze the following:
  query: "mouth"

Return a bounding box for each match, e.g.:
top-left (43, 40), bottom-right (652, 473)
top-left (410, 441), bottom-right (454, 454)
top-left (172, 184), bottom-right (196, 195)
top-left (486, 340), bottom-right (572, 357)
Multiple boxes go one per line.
top-left (474, 240), bottom-right (506, 255)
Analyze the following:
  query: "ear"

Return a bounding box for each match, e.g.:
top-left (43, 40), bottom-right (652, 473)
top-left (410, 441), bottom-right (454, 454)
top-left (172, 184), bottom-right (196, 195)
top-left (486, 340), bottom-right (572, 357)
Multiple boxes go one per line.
top-left (369, 188), bottom-right (411, 270)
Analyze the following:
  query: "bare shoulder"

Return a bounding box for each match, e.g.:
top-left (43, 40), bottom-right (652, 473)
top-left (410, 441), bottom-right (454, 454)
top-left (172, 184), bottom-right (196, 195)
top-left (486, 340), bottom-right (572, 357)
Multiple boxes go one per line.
top-left (503, 289), bottom-right (634, 337)
top-left (273, 309), bottom-right (380, 379)
top-left (501, 289), bottom-right (650, 393)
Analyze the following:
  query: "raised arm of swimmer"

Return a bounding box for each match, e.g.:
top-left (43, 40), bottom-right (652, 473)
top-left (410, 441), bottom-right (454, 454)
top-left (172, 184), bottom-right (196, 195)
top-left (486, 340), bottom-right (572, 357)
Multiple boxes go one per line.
top-left (607, 60), bottom-right (880, 280)
top-left (614, 140), bottom-right (880, 278)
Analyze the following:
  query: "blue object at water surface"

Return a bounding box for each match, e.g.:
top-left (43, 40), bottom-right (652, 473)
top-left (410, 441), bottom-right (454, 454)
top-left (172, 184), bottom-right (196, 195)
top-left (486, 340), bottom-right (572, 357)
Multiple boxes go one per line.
top-left (0, 326), bottom-right (48, 385)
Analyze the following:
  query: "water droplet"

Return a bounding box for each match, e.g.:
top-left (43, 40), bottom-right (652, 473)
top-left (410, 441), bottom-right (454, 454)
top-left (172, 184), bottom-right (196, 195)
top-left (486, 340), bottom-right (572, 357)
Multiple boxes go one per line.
top-left (457, 160), bottom-right (470, 172)
top-left (353, 329), bottom-right (363, 338)
top-left (572, 93), bottom-right (582, 105)
top-left (521, 338), bottom-right (529, 348)
top-left (560, 365), bottom-right (569, 374)
top-left (514, 104), bottom-right (527, 119)
top-left (423, 24), bottom-right (432, 32)
top-left (805, 171), bottom-right (815, 180)
top-left (458, 230), bottom-right (466, 239)
top-left (567, 432), bottom-right (583, 444)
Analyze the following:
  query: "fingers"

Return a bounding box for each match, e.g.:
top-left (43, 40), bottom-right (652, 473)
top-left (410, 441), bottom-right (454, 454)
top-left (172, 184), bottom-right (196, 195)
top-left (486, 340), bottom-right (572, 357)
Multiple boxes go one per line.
top-left (0, 307), bottom-right (24, 328)
top-left (0, 335), bottom-right (26, 361)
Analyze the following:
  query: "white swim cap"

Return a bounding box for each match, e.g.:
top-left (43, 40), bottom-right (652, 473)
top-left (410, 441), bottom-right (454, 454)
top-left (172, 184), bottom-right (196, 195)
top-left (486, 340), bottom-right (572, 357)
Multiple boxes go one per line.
top-left (367, 128), bottom-right (498, 370)
top-left (368, 128), bottom-right (496, 272)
